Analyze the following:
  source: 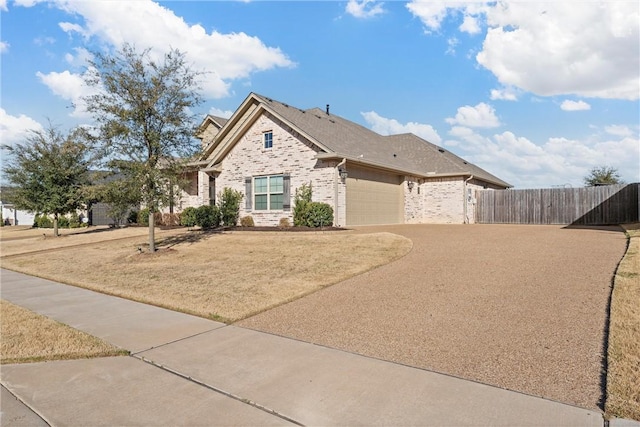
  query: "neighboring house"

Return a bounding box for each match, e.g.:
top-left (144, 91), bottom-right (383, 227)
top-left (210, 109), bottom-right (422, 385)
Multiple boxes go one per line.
top-left (178, 92), bottom-right (511, 226)
top-left (0, 200), bottom-right (35, 226)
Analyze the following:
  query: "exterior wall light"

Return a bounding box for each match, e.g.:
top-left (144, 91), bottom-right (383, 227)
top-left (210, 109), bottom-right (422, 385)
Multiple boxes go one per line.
top-left (407, 180), bottom-right (414, 190)
top-left (339, 168), bottom-right (348, 181)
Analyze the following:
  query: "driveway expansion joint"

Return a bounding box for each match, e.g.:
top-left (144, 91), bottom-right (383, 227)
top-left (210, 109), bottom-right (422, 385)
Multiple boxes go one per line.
top-left (131, 353), bottom-right (304, 426)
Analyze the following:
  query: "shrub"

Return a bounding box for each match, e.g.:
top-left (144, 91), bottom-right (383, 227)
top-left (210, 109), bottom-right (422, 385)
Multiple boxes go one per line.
top-left (218, 187), bottom-right (243, 227)
top-left (34, 214), bottom-right (53, 228)
top-left (127, 210), bottom-right (139, 224)
top-left (279, 217), bottom-right (291, 228)
top-left (68, 213), bottom-right (81, 228)
top-left (180, 207), bottom-right (197, 227)
top-left (293, 183), bottom-right (312, 226)
top-left (307, 202), bottom-right (333, 227)
top-left (195, 205), bottom-right (220, 229)
top-left (57, 215), bottom-right (70, 228)
top-left (240, 216), bottom-right (254, 227)
top-left (137, 208), bottom-right (150, 226)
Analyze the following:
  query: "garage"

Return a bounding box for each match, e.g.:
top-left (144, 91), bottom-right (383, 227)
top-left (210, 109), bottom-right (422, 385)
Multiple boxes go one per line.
top-left (345, 166), bottom-right (404, 226)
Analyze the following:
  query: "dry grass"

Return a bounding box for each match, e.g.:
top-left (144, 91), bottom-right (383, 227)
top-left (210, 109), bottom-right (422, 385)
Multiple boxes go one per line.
top-left (606, 223), bottom-right (640, 421)
top-left (1, 229), bottom-right (412, 322)
top-left (0, 299), bottom-right (127, 364)
top-left (0, 225), bottom-right (184, 257)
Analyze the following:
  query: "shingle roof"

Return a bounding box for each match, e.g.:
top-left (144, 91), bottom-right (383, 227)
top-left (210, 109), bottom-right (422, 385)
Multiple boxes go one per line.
top-left (251, 93), bottom-right (511, 187)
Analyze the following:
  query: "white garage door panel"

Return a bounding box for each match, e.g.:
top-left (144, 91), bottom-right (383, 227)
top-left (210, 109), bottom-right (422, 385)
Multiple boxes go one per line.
top-left (346, 167), bottom-right (403, 226)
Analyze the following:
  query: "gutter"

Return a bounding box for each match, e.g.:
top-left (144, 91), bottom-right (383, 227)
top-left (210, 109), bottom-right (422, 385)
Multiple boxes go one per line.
top-left (463, 175), bottom-right (473, 224)
top-left (335, 158), bottom-right (347, 226)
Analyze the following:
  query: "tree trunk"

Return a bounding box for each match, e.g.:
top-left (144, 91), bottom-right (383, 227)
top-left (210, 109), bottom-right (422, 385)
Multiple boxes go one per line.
top-left (53, 214), bottom-right (59, 237)
top-left (148, 209), bottom-right (156, 252)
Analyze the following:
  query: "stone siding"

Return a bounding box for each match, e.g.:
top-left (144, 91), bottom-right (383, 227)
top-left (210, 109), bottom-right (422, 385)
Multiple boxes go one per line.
top-left (422, 177), bottom-right (465, 223)
top-left (403, 176), bottom-right (423, 224)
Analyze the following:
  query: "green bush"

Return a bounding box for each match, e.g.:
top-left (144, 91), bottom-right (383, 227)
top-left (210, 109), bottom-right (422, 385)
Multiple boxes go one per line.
top-left (68, 213), bottom-right (81, 228)
top-left (180, 207), bottom-right (197, 227)
top-left (307, 202), bottom-right (333, 227)
top-left (240, 216), bottom-right (254, 227)
top-left (137, 208), bottom-right (150, 226)
top-left (34, 214), bottom-right (53, 228)
top-left (195, 205), bottom-right (220, 229)
top-left (293, 183), bottom-right (312, 226)
top-left (127, 210), bottom-right (139, 224)
top-left (218, 187), bottom-right (243, 227)
top-left (57, 215), bottom-right (70, 228)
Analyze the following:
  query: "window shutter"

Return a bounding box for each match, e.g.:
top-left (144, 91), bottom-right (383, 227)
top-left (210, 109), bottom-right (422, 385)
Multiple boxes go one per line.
top-left (245, 177), bottom-right (252, 210)
top-left (282, 174), bottom-right (291, 211)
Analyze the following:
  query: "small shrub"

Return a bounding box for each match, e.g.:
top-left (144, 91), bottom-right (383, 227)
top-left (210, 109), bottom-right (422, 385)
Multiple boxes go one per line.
top-left (34, 214), bottom-right (53, 228)
top-left (127, 210), bottom-right (139, 224)
top-left (293, 183), bottom-right (312, 227)
top-left (68, 213), bottom-right (81, 228)
top-left (218, 187), bottom-right (243, 227)
top-left (307, 202), bottom-right (333, 227)
top-left (240, 216), bottom-right (255, 227)
top-left (58, 215), bottom-right (70, 228)
top-left (278, 217), bottom-right (291, 228)
top-left (195, 205), bottom-right (220, 229)
top-left (180, 207), bottom-right (197, 227)
top-left (138, 208), bottom-right (150, 226)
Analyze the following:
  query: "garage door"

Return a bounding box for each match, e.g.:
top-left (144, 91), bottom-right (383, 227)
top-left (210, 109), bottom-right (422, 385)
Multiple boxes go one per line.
top-left (346, 166), bottom-right (404, 225)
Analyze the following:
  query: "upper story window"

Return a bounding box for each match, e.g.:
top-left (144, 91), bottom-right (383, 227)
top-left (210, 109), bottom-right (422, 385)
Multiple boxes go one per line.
top-left (263, 131), bottom-right (273, 149)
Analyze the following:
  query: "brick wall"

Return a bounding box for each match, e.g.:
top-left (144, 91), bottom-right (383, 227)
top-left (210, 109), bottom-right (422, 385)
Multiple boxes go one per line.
top-left (422, 177), bottom-right (465, 223)
top-left (212, 112), bottom-right (337, 226)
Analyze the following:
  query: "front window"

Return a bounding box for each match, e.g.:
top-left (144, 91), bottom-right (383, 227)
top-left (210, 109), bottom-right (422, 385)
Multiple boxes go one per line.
top-left (263, 131), bottom-right (273, 149)
top-left (254, 175), bottom-right (284, 210)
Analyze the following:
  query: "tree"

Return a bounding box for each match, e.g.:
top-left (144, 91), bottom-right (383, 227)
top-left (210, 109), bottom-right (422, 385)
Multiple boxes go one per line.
top-left (84, 44), bottom-right (203, 251)
top-left (583, 166), bottom-right (623, 186)
top-left (1, 124), bottom-right (94, 236)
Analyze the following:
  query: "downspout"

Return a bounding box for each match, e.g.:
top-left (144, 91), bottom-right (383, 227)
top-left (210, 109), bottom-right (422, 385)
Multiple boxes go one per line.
top-left (463, 175), bottom-right (474, 224)
top-left (335, 158), bottom-right (346, 227)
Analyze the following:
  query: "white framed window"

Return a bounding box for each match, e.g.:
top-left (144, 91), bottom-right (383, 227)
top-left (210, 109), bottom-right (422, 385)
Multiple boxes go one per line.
top-left (263, 131), bottom-right (273, 149)
top-left (254, 175), bottom-right (284, 210)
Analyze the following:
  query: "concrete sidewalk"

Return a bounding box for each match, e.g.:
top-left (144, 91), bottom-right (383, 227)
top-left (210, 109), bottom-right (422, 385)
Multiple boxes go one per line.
top-left (1, 269), bottom-right (604, 426)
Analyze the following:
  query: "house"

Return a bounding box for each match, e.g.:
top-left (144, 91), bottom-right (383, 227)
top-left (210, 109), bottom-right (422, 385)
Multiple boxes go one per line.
top-left (180, 92), bottom-right (511, 226)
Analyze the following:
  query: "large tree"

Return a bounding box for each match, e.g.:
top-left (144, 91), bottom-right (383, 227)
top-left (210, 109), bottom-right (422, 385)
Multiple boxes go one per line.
top-left (1, 124), bottom-right (94, 236)
top-left (84, 44), bottom-right (203, 251)
top-left (583, 166), bottom-right (623, 186)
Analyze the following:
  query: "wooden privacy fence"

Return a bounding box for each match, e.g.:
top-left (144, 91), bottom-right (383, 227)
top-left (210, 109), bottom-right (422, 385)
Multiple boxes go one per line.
top-left (475, 183), bottom-right (639, 225)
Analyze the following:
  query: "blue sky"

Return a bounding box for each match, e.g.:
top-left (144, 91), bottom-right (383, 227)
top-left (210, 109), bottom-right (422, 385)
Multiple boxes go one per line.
top-left (1, 0), bottom-right (638, 188)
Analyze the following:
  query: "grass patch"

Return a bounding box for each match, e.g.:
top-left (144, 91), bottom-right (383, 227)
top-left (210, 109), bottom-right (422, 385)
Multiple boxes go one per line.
top-left (606, 223), bottom-right (640, 421)
top-left (1, 228), bottom-right (412, 322)
top-left (1, 299), bottom-right (127, 364)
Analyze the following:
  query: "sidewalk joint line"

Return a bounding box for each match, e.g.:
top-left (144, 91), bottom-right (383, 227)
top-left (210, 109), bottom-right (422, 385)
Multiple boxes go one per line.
top-left (131, 325), bottom-right (229, 355)
top-left (131, 354), bottom-right (304, 426)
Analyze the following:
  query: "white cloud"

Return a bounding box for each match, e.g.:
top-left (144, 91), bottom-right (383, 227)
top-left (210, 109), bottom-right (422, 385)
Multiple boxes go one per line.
top-left (560, 100), bottom-right (591, 111)
top-left (0, 0), bottom-right (6, 11)
top-left (446, 37), bottom-right (459, 55)
top-left (605, 125), bottom-right (633, 137)
top-left (0, 109), bottom-right (44, 147)
top-left (446, 103), bottom-right (500, 128)
top-left (209, 107), bottom-right (234, 119)
top-left (346, 0), bottom-right (385, 19)
top-left (406, 1), bottom-right (488, 34)
top-left (36, 69), bottom-right (96, 117)
top-left (477, 2), bottom-right (639, 100)
top-left (0, 41), bottom-right (9, 53)
top-left (34, 0), bottom-right (295, 99)
top-left (407, 1), bottom-right (639, 101)
top-left (361, 111), bottom-right (442, 144)
top-left (64, 47), bottom-right (92, 67)
top-left (490, 87), bottom-right (518, 101)
top-left (445, 126), bottom-right (640, 188)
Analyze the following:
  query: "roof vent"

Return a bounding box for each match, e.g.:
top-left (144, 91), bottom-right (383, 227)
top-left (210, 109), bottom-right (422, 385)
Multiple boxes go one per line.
top-left (438, 148), bottom-right (445, 153)
top-left (393, 154), bottom-right (397, 158)
top-left (326, 104), bottom-right (330, 115)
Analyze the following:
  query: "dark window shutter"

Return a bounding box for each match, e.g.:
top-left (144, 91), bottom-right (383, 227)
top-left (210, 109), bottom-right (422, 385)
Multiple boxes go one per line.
top-left (282, 174), bottom-right (291, 211)
top-left (245, 177), bottom-right (252, 210)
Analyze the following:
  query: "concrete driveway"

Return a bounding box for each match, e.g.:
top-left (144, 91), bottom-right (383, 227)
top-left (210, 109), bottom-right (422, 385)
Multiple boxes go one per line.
top-left (238, 224), bottom-right (628, 411)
